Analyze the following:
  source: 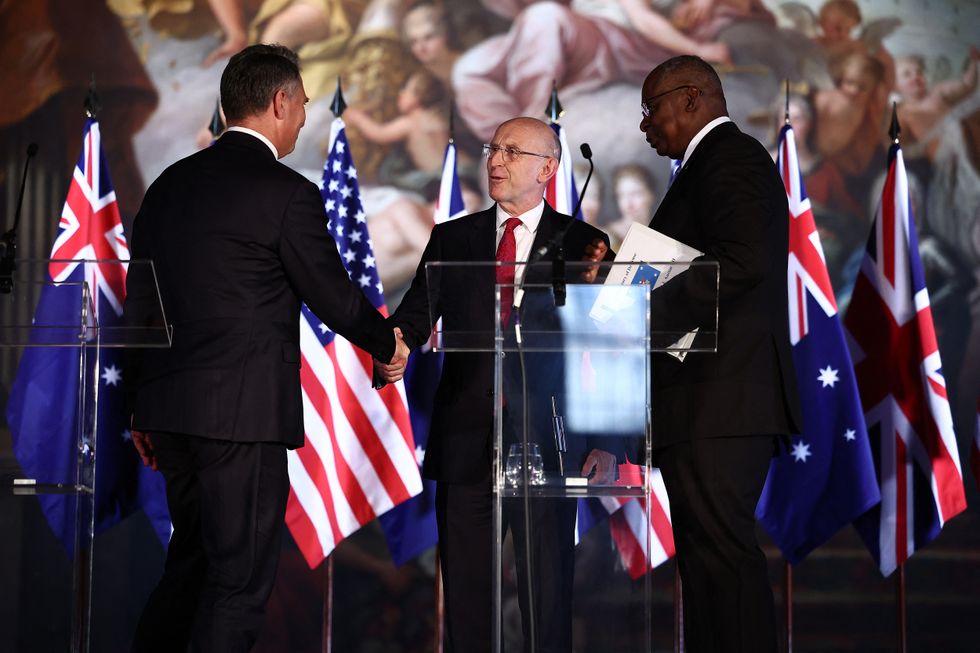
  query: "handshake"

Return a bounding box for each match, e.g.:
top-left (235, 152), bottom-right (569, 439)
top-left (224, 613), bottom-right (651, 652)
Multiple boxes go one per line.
top-left (375, 327), bottom-right (410, 386)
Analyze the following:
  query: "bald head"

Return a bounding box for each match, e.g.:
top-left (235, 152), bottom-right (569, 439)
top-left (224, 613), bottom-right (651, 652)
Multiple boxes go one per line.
top-left (497, 117), bottom-right (562, 161)
top-left (639, 56), bottom-right (728, 159)
top-left (486, 117), bottom-right (561, 216)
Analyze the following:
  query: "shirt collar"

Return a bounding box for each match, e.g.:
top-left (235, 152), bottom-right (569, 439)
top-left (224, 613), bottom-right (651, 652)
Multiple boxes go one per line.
top-left (680, 116), bottom-right (731, 169)
top-left (495, 199), bottom-right (545, 234)
top-left (225, 126), bottom-right (280, 159)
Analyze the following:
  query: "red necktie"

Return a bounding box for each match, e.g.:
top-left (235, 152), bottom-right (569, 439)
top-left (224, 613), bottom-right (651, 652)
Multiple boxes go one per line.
top-left (495, 217), bottom-right (522, 327)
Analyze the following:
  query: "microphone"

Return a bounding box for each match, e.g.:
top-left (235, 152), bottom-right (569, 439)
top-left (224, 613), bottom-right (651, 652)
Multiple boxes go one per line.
top-left (529, 142), bottom-right (595, 263)
top-left (513, 143), bottom-right (596, 312)
top-left (0, 143), bottom-right (39, 294)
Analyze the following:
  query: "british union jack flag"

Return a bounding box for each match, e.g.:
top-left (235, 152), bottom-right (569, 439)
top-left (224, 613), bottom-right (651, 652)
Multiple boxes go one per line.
top-left (843, 141), bottom-right (967, 575)
top-left (7, 118), bottom-right (170, 554)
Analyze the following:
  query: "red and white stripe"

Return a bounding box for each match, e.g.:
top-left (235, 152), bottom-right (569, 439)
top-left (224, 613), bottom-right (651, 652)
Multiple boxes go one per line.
top-left (604, 467), bottom-right (675, 579)
top-left (544, 122), bottom-right (577, 215)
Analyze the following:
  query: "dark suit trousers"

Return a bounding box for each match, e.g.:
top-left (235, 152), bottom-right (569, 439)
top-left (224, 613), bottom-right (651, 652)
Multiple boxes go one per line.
top-left (131, 433), bottom-right (288, 653)
top-left (436, 478), bottom-right (577, 653)
top-left (657, 435), bottom-right (777, 653)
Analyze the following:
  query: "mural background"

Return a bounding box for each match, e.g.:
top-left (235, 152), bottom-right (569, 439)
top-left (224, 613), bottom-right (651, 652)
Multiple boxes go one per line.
top-left (1, 0), bottom-right (978, 650)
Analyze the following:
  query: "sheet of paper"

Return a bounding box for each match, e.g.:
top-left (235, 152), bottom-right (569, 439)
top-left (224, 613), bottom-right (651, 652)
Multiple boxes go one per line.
top-left (589, 222), bottom-right (703, 361)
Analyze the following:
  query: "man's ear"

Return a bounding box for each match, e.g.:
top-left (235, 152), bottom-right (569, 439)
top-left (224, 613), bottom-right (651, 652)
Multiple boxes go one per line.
top-left (684, 87), bottom-right (700, 112)
top-left (272, 89), bottom-right (288, 120)
top-left (538, 156), bottom-right (559, 184)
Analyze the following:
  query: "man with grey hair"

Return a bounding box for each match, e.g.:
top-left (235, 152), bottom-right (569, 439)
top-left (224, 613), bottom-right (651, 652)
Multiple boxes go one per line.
top-left (125, 44), bottom-right (407, 652)
top-left (588, 55), bottom-right (801, 651)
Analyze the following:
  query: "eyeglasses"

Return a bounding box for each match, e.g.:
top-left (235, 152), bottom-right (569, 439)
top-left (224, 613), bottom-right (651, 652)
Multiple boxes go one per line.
top-left (641, 85), bottom-right (700, 118)
top-left (482, 143), bottom-right (551, 163)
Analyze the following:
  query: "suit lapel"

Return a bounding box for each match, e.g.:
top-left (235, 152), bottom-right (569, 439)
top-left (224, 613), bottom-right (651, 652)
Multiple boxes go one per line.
top-left (468, 207), bottom-right (497, 318)
top-left (530, 203), bottom-right (567, 257)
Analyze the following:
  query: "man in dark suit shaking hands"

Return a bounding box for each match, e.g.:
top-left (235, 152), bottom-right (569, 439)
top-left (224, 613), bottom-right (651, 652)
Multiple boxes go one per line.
top-left (124, 44), bottom-right (408, 653)
top-left (588, 56), bottom-right (802, 652)
top-left (376, 117), bottom-right (617, 653)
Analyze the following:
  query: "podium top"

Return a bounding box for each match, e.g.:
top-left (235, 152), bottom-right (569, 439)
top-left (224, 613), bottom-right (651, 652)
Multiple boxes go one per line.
top-left (423, 260), bottom-right (719, 353)
top-left (0, 259), bottom-right (171, 348)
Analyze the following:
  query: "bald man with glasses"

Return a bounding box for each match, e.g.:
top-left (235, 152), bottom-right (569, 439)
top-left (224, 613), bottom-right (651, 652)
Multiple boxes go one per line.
top-left (376, 117), bottom-right (615, 653)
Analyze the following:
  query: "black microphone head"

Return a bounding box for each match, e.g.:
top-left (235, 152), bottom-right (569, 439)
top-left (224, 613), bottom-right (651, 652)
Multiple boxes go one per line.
top-left (580, 143), bottom-right (592, 159)
top-left (26, 143), bottom-right (39, 157)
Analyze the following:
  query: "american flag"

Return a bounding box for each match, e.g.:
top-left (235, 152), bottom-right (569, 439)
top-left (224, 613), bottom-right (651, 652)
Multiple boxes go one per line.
top-left (755, 123), bottom-right (879, 564)
top-left (285, 118), bottom-right (421, 567)
top-left (843, 142), bottom-right (967, 576)
top-left (7, 117), bottom-right (171, 553)
top-left (544, 122), bottom-right (581, 218)
top-left (576, 466), bottom-right (674, 579)
top-left (376, 140), bottom-right (466, 565)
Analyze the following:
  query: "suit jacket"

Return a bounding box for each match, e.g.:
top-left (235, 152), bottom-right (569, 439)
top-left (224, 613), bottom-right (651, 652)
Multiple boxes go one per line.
top-left (648, 121), bottom-right (802, 447)
top-left (392, 203), bottom-right (612, 484)
top-left (124, 131), bottom-right (394, 448)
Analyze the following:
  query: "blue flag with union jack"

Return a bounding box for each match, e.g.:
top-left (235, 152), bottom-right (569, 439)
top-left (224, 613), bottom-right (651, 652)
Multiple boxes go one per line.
top-left (7, 118), bottom-right (171, 555)
top-left (755, 123), bottom-right (880, 565)
top-left (843, 141), bottom-right (967, 576)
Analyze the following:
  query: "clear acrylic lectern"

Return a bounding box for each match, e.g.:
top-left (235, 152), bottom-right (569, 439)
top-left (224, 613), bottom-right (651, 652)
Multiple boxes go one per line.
top-left (427, 259), bottom-right (719, 653)
top-left (0, 259), bottom-right (170, 653)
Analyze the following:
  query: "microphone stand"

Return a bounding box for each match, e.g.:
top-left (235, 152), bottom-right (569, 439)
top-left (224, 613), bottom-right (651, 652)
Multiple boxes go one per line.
top-left (509, 142), bottom-right (594, 653)
top-left (1, 143), bottom-right (39, 294)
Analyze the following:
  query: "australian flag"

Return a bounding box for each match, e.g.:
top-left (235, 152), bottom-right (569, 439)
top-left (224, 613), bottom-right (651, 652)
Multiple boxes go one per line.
top-left (843, 140), bottom-right (966, 576)
top-left (755, 123), bottom-right (879, 564)
top-left (377, 140), bottom-right (466, 565)
top-left (7, 118), bottom-right (170, 555)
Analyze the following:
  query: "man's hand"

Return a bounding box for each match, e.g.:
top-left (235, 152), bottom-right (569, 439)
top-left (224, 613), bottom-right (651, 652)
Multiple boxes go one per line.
top-left (581, 448), bottom-right (617, 485)
top-left (374, 327), bottom-right (410, 384)
top-left (132, 430), bottom-right (158, 472)
top-left (580, 237), bottom-right (609, 283)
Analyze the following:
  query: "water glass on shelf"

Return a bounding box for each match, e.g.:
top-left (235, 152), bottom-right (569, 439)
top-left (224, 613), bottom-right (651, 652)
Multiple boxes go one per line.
top-left (505, 443), bottom-right (545, 486)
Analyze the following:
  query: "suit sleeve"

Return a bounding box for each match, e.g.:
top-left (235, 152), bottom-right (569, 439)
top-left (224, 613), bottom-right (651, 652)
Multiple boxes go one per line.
top-left (280, 181), bottom-right (395, 363)
top-left (390, 225), bottom-right (443, 351)
top-left (122, 186), bottom-right (161, 416)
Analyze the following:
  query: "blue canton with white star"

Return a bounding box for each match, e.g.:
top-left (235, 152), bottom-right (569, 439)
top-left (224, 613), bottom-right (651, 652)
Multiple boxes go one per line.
top-left (303, 124), bottom-right (384, 347)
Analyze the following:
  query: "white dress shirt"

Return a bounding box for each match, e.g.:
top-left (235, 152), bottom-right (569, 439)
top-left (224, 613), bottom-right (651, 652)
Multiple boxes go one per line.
top-left (495, 199), bottom-right (545, 283)
top-left (680, 116), bottom-right (732, 169)
top-left (225, 126), bottom-right (280, 160)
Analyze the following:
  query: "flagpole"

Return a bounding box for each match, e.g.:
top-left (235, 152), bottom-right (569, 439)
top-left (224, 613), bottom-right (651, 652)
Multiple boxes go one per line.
top-left (435, 551), bottom-right (445, 653)
top-left (783, 560), bottom-right (793, 653)
top-left (896, 563), bottom-right (907, 653)
top-left (888, 104), bottom-right (907, 653)
top-left (321, 554), bottom-right (334, 653)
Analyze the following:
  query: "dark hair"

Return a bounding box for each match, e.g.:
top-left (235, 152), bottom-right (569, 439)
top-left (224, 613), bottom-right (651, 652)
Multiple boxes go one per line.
top-left (220, 44), bottom-right (301, 121)
top-left (650, 55), bottom-right (727, 117)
